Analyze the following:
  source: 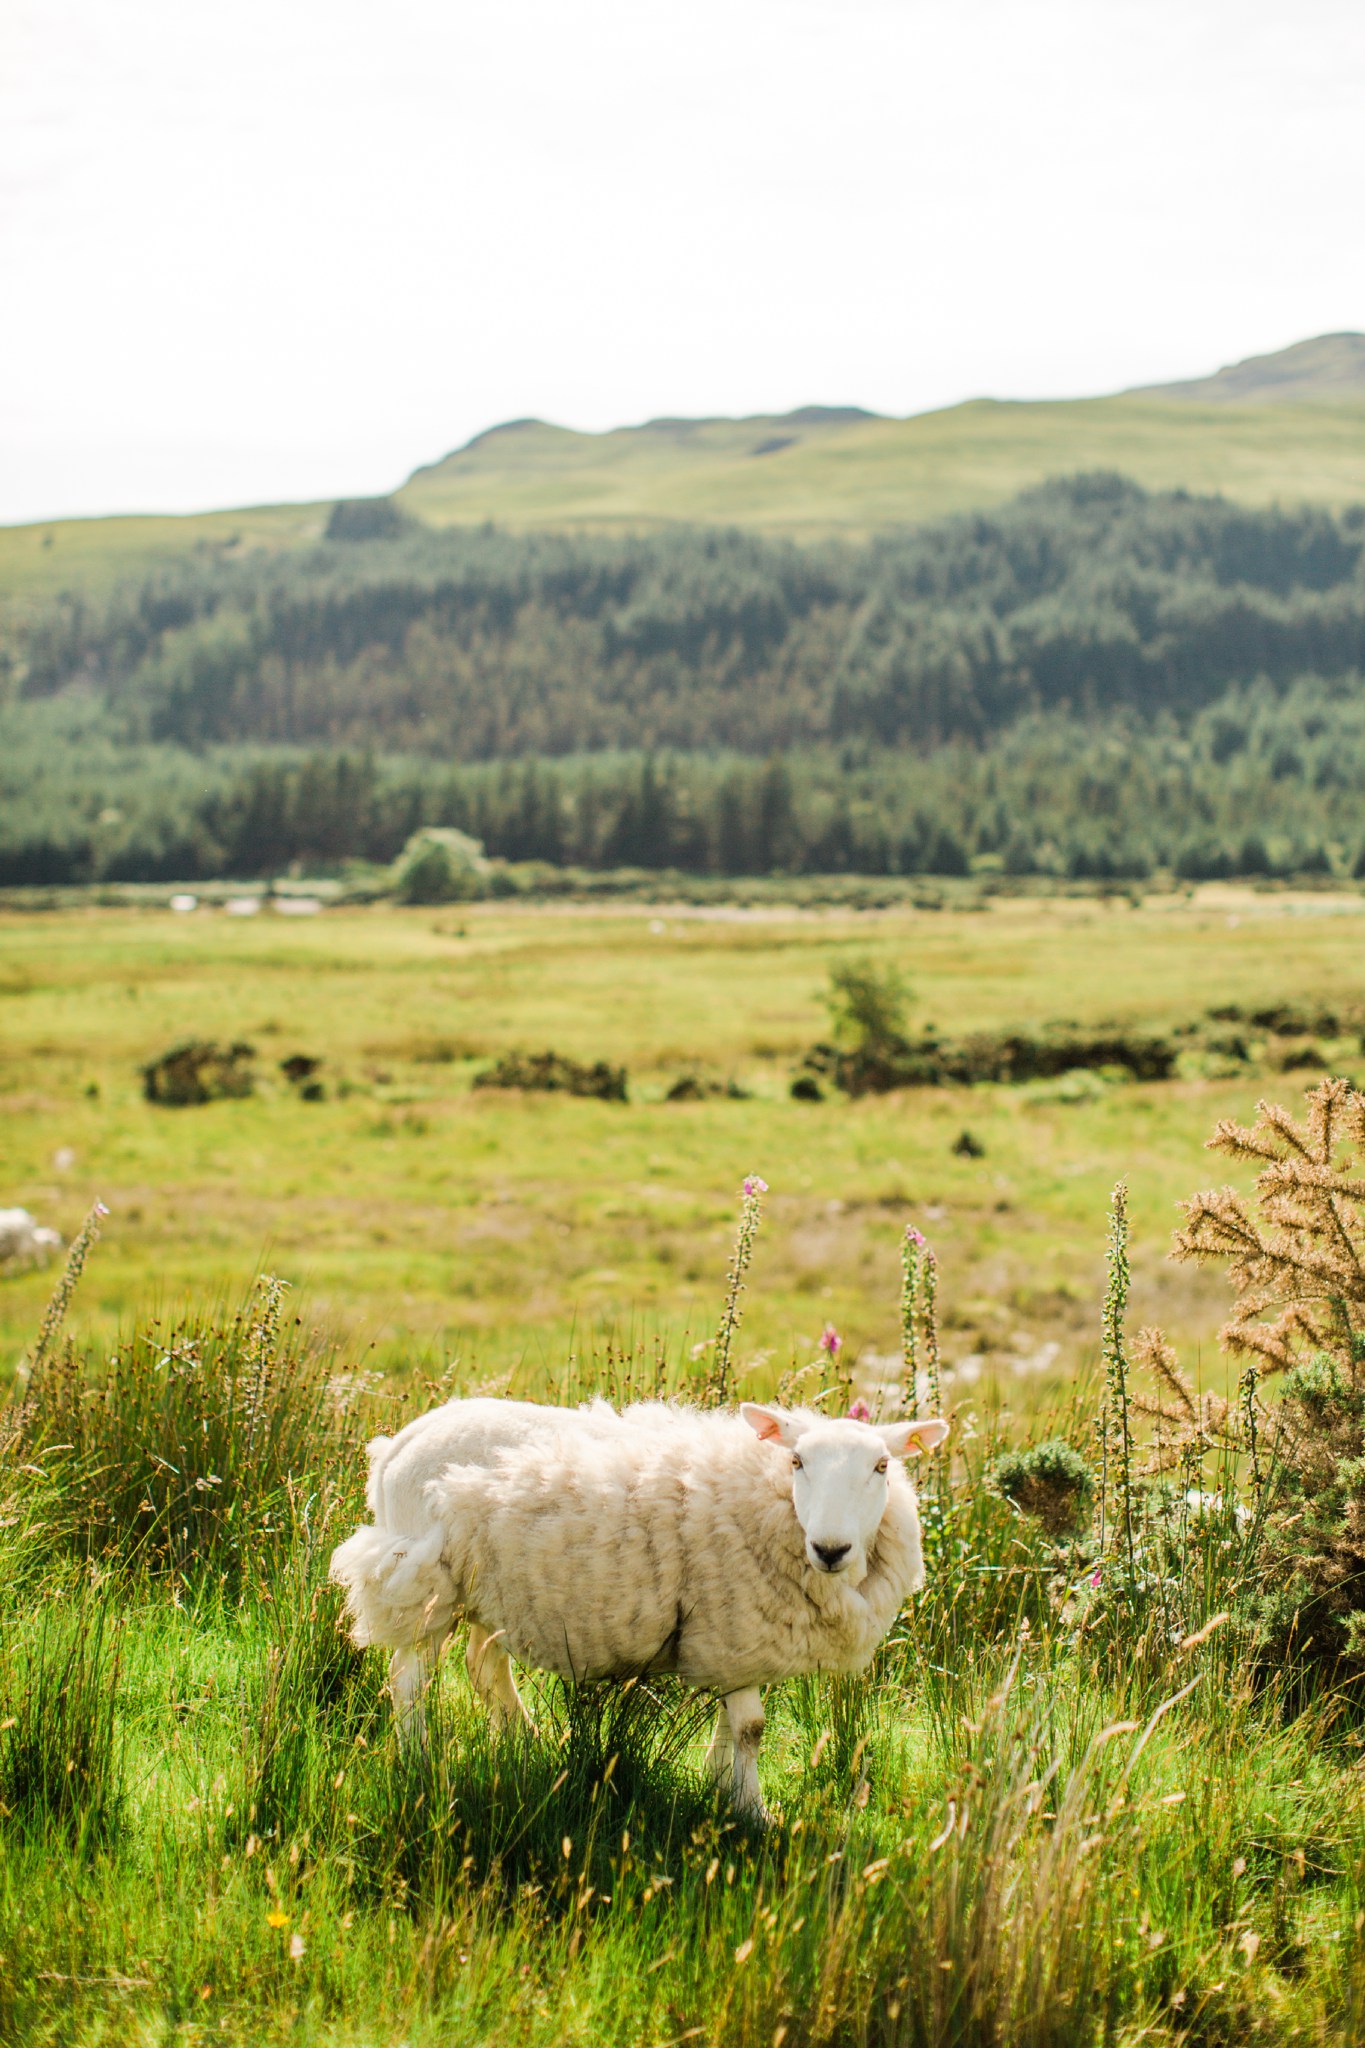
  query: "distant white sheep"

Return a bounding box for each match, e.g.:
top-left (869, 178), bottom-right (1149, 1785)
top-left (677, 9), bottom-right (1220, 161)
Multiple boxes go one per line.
top-left (0, 1209), bottom-right (62, 1271)
top-left (330, 1395), bottom-right (948, 1816)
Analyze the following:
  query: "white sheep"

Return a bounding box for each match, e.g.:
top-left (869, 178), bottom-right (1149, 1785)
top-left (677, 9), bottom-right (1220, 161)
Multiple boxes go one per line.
top-left (0, 1208), bottom-right (62, 1270)
top-left (329, 1395), bottom-right (948, 1816)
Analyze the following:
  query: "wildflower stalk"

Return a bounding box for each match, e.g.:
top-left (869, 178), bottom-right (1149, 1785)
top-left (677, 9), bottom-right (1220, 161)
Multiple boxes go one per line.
top-left (902, 1224), bottom-right (949, 1528)
top-left (1101, 1181), bottom-right (1136, 1581)
top-left (900, 1226), bottom-right (923, 1414)
top-left (919, 1246), bottom-right (942, 1421)
top-left (705, 1175), bottom-right (767, 1408)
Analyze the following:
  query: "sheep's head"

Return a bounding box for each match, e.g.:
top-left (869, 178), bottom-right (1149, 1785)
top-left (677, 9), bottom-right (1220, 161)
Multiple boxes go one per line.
top-left (741, 1404), bottom-right (949, 1582)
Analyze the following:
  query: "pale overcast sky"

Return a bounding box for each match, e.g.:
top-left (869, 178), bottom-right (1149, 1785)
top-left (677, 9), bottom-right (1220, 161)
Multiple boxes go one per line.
top-left (3, 0), bottom-right (1363, 523)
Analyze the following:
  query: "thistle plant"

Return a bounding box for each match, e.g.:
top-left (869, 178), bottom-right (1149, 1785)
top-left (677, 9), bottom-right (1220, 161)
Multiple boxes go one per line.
top-left (899, 1225), bottom-right (923, 1413)
top-left (899, 1226), bottom-right (942, 1417)
top-left (703, 1174), bottom-right (767, 1408)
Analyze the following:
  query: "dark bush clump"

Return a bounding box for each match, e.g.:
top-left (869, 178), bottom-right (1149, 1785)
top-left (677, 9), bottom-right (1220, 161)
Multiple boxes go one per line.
top-left (989, 1439), bottom-right (1094, 1538)
top-left (802, 1026), bottom-right (1177, 1097)
top-left (473, 1050), bottom-right (628, 1102)
top-left (664, 1074), bottom-right (750, 1102)
top-left (142, 1038), bottom-right (256, 1105)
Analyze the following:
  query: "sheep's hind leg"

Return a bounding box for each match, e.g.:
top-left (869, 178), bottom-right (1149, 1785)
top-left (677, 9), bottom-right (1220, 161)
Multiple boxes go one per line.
top-left (388, 1642), bottom-right (437, 1748)
top-left (723, 1687), bottom-right (769, 1823)
top-left (704, 1701), bottom-right (734, 1788)
top-left (466, 1623), bottom-right (534, 1733)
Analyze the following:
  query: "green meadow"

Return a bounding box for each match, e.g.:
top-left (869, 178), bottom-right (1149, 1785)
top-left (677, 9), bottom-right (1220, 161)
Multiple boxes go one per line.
top-left (4, 887), bottom-right (1362, 1392)
top-left (7, 891), bottom-right (1365, 2044)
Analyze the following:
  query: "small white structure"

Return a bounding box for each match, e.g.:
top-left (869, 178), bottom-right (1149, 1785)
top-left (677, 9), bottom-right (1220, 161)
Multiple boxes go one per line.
top-left (0, 1208), bottom-right (62, 1269)
top-left (169, 893), bottom-right (198, 913)
top-left (274, 896), bottom-right (322, 916)
top-left (225, 897), bottom-right (261, 917)
top-left (331, 1396), bottom-right (948, 1817)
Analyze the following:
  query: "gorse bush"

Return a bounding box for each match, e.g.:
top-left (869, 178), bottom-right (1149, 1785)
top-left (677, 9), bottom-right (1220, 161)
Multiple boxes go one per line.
top-left (1130, 1080), bottom-right (1365, 1680)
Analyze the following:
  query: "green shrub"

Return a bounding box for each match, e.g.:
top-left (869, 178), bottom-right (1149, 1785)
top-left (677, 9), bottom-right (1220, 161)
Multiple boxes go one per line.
top-left (824, 956), bottom-right (912, 1051)
top-left (1248, 1355), bottom-right (1365, 1676)
top-left (989, 1439), bottom-right (1095, 1539)
top-left (391, 827), bottom-right (487, 904)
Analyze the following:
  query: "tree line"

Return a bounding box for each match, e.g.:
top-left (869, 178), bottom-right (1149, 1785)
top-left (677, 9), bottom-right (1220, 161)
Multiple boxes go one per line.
top-left (3, 673), bottom-right (1362, 886)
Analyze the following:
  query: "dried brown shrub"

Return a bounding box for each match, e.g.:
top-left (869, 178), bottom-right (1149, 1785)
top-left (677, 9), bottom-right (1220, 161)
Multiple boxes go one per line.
top-left (1171, 1077), bottom-right (1365, 1381)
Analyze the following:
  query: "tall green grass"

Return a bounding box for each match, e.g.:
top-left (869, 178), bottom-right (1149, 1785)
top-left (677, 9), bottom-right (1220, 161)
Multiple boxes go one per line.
top-left (2, 1190), bottom-right (1362, 2043)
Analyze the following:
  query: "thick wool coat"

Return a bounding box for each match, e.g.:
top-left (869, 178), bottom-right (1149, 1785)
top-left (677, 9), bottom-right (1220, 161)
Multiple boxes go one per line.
top-left (331, 1399), bottom-right (927, 1696)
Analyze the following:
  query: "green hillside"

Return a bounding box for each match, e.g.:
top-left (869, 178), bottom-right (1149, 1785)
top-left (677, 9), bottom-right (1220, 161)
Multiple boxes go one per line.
top-left (3, 336), bottom-right (1364, 605)
top-left (0, 500), bottom-right (330, 604)
top-left (399, 394), bottom-right (1365, 535)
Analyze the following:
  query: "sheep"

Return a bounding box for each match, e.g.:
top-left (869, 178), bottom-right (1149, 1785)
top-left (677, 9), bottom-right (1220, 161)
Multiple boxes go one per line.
top-left (0, 1208), bottom-right (62, 1270)
top-left (329, 1396), bottom-right (949, 1817)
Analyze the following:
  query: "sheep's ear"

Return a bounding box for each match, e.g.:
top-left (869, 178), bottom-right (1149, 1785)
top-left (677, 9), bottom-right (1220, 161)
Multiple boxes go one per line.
top-left (741, 1402), bottom-right (801, 1448)
top-left (879, 1417), bottom-right (949, 1458)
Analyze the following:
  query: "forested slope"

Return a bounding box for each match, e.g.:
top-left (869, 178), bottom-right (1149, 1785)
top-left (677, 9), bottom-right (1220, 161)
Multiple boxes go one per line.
top-left (4, 476), bottom-right (1365, 885)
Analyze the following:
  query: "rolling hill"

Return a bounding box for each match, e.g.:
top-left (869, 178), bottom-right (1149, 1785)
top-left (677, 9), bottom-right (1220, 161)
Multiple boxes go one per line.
top-left (2, 336), bottom-right (1363, 606)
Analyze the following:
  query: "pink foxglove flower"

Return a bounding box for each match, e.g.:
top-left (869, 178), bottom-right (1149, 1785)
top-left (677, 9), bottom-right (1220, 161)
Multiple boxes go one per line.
top-left (818, 1324), bottom-right (841, 1357)
top-left (743, 1175), bottom-right (769, 1197)
top-left (847, 1397), bottom-right (871, 1421)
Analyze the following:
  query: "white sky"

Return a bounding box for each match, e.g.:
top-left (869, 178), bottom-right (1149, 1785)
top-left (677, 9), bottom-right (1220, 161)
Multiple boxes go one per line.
top-left (3, 0), bottom-right (1364, 524)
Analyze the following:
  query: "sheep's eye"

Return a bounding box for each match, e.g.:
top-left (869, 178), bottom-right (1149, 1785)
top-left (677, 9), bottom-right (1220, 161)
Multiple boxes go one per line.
top-left (791, 1454), bottom-right (802, 1470)
top-left (875, 1458), bottom-right (889, 1474)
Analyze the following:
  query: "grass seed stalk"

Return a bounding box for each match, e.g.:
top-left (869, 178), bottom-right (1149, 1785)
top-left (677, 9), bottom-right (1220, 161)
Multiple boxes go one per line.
top-left (1101, 1180), bottom-right (1136, 1579)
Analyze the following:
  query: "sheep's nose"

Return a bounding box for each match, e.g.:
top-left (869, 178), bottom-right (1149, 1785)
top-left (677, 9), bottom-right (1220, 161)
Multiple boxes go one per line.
top-left (812, 1541), bottom-right (851, 1572)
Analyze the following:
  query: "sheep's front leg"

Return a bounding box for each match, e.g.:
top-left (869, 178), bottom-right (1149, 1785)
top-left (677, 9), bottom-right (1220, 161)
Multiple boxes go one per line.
top-left (704, 1701), bottom-right (734, 1788)
top-left (466, 1622), bottom-right (535, 1733)
top-left (723, 1687), bottom-right (769, 1822)
top-left (388, 1642), bottom-right (436, 1747)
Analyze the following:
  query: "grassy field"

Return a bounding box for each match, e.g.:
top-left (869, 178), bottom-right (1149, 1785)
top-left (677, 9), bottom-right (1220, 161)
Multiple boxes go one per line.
top-left (6, 891), bottom-right (1365, 2043)
top-left (4, 393), bottom-right (1364, 603)
top-left (4, 888), bottom-right (1364, 1399)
